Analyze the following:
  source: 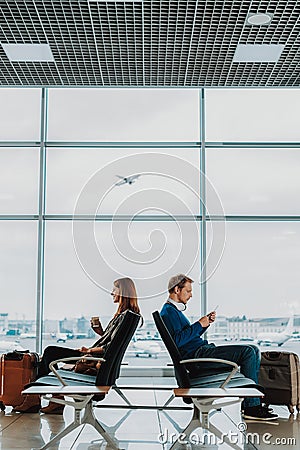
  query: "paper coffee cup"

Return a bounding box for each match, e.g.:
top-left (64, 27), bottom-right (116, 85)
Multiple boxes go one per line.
top-left (91, 316), bottom-right (100, 327)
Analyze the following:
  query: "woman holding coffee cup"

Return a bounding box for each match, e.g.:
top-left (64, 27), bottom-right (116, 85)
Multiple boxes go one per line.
top-left (14, 277), bottom-right (141, 414)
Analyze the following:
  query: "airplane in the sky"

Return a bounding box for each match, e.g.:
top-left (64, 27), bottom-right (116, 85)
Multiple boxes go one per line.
top-left (115, 174), bottom-right (141, 186)
top-left (256, 316), bottom-right (294, 347)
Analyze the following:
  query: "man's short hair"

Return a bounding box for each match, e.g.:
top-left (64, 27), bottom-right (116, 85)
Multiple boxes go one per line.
top-left (168, 273), bottom-right (194, 294)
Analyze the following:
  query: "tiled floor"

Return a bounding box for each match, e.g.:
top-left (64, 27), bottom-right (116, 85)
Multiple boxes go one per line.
top-left (0, 389), bottom-right (299, 450)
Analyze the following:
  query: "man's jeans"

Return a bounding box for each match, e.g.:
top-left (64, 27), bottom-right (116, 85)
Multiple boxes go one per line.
top-left (194, 343), bottom-right (261, 407)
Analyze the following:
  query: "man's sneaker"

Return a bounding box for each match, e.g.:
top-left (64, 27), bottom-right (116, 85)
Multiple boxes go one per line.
top-left (261, 404), bottom-right (274, 413)
top-left (243, 406), bottom-right (278, 421)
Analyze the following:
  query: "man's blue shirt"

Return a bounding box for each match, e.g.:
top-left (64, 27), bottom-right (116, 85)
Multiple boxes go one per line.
top-left (160, 302), bottom-right (208, 359)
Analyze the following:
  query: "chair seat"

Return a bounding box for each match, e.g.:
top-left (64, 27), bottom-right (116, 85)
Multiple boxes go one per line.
top-left (153, 311), bottom-right (263, 394)
top-left (56, 369), bottom-right (97, 384)
top-left (189, 370), bottom-right (245, 386)
top-left (189, 371), bottom-right (264, 394)
top-left (30, 374), bottom-right (96, 387)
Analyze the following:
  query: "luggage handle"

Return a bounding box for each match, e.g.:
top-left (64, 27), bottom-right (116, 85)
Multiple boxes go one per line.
top-left (264, 351), bottom-right (284, 361)
top-left (3, 351), bottom-right (27, 361)
top-left (3, 351), bottom-right (39, 367)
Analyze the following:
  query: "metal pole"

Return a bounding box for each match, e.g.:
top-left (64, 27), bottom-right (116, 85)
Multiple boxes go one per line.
top-left (200, 88), bottom-right (207, 316)
top-left (35, 88), bottom-right (47, 353)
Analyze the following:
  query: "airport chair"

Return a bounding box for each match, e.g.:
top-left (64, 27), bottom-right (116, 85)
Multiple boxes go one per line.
top-left (152, 311), bottom-right (264, 450)
top-left (23, 310), bottom-right (141, 450)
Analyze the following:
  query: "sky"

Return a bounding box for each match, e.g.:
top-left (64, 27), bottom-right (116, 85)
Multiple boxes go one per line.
top-left (0, 88), bottom-right (300, 322)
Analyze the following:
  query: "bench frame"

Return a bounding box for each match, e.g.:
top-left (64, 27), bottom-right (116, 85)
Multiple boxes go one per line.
top-left (24, 356), bottom-right (123, 450)
top-left (24, 356), bottom-right (263, 450)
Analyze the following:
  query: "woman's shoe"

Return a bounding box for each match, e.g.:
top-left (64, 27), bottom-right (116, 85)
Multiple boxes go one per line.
top-left (40, 396), bottom-right (65, 415)
top-left (13, 394), bottom-right (41, 413)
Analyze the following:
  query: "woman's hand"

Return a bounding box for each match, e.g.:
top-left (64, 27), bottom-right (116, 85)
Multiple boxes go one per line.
top-left (89, 346), bottom-right (104, 354)
top-left (90, 319), bottom-right (104, 336)
top-left (77, 346), bottom-right (104, 355)
top-left (91, 325), bottom-right (103, 336)
top-left (78, 346), bottom-right (90, 353)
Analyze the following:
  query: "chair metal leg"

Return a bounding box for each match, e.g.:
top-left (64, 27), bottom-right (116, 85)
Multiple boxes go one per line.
top-left (113, 386), bottom-right (133, 406)
top-left (91, 410), bottom-right (133, 446)
top-left (82, 402), bottom-right (121, 450)
top-left (161, 410), bottom-right (185, 433)
top-left (208, 422), bottom-right (243, 450)
top-left (168, 397), bottom-right (244, 450)
top-left (39, 416), bottom-right (81, 450)
top-left (168, 406), bottom-right (200, 450)
top-left (38, 398), bottom-right (121, 450)
top-left (162, 393), bottom-right (175, 408)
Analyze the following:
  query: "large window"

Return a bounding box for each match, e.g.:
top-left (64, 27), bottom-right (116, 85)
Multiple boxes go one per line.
top-left (43, 220), bottom-right (200, 352)
top-left (206, 148), bottom-right (300, 215)
top-left (207, 222), bottom-right (300, 318)
top-left (0, 148), bottom-right (39, 214)
top-left (0, 222), bottom-right (37, 353)
top-left (0, 87), bottom-right (299, 359)
top-left (46, 148), bottom-right (200, 215)
top-left (206, 89), bottom-right (300, 142)
top-left (48, 88), bottom-right (200, 142)
top-left (0, 89), bottom-right (41, 141)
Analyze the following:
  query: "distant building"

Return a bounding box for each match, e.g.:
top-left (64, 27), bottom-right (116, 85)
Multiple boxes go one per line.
top-left (210, 315), bottom-right (228, 336)
top-left (0, 313), bottom-right (8, 332)
top-left (60, 318), bottom-right (74, 334)
top-left (227, 319), bottom-right (259, 340)
top-left (8, 318), bottom-right (35, 334)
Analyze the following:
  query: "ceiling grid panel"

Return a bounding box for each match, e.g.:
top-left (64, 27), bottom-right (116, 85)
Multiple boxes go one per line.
top-left (169, 0), bottom-right (182, 86)
top-left (132, 0), bottom-right (143, 85)
top-left (0, 0), bottom-right (300, 86)
top-left (175, 0), bottom-right (195, 86)
top-left (105, 2), bottom-right (120, 85)
top-left (31, 1), bottom-right (64, 84)
top-left (123, 3), bottom-right (133, 85)
top-left (162, 0), bottom-right (171, 86)
top-left (86, 1), bottom-right (104, 85)
top-left (92, 2), bottom-right (112, 84)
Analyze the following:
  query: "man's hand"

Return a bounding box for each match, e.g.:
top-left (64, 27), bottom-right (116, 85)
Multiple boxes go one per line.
top-left (199, 315), bottom-right (210, 327)
top-left (207, 311), bottom-right (216, 323)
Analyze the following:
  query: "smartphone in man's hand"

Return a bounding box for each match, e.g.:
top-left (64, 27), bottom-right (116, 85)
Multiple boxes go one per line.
top-left (207, 305), bottom-right (218, 323)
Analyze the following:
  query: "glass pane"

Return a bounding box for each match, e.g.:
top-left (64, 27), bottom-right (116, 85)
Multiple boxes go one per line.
top-left (0, 222), bottom-right (37, 353)
top-left (48, 88), bottom-right (199, 141)
top-left (46, 148), bottom-right (200, 215)
top-left (206, 89), bottom-right (300, 142)
top-left (0, 148), bottom-right (39, 214)
top-left (206, 148), bottom-right (300, 215)
top-left (44, 221), bottom-right (200, 364)
top-left (207, 222), bottom-right (300, 354)
top-left (0, 88), bottom-right (41, 140)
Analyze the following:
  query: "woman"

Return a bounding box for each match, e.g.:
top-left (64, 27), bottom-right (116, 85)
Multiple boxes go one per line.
top-left (14, 277), bottom-right (141, 414)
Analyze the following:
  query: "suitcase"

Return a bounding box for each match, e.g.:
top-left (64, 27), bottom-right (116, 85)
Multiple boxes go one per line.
top-left (0, 350), bottom-right (39, 410)
top-left (258, 351), bottom-right (300, 413)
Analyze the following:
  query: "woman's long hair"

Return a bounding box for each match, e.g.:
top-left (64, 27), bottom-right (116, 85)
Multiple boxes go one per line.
top-left (113, 278), bottom-right (141, 318)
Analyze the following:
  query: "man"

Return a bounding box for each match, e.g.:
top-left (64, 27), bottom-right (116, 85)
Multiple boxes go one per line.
top-left (160, 274), bottom-right (278, 421)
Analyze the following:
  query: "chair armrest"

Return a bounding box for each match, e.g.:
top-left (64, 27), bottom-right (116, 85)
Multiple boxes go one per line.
top-left (180, 358), bottom-right (239, 389)
top-left (49, 356), bottom-right (105, 386)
